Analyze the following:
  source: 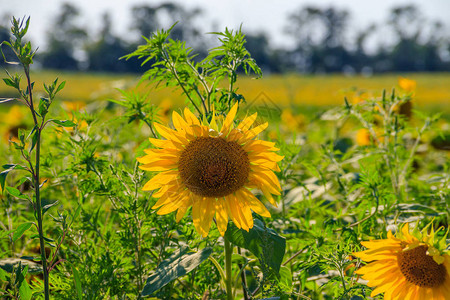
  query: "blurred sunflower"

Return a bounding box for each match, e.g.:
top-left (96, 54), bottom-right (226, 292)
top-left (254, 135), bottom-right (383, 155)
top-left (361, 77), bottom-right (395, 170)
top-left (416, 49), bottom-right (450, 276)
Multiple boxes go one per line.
top-left (355, 128), bottom-right (384, 146)
top-left (396, 77), bottom-right (416, 118)
top-left (1, 105), bottom-right (27, 143)
top-left (281, 108), bottom-right (305, 132)
top-left (138, 103), bottom-right (283, 237)
top-left (61, 101), bottom-right (87, 133)
top-left (157, 98), bottom-right (173, 123)
top-left (398, 77), bottom-right (417, 93)
top-left (353, 223), bottom-right (450, 300)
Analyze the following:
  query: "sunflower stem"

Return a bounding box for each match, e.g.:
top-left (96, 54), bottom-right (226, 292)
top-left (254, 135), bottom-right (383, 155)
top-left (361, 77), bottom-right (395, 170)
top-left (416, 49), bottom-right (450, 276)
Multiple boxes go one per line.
top-left (224, 237), bottom-right (233, 300)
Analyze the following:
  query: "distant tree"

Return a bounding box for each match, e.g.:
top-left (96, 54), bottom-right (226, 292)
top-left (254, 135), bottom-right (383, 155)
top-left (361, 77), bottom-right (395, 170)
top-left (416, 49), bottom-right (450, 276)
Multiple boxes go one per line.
top-left (286, 6), bottom-right (351, 73)
top-left (157, 3), bottom-right (202, 43)
top-left (86, 12), bottom-right (141, 72)
top-left (243, 32), bottom-right (283, 73)
top-left (131, 5), bottom-right (159, 39)
top-left (130, 2), bottom-right (205, 57)
top-left (387, 5), bottom-right (447, 72)
top-left (39, 2), bottom-right (87, 70)
top-left (352, 24), bottom-right (377, 72)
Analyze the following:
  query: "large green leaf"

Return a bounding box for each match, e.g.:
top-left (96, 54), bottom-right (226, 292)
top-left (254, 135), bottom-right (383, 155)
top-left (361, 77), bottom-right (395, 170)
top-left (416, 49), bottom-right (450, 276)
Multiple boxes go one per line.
top-left (225, 218), bottom-right (286, 276)
top-left (141, 247), bottom-right (212, 296)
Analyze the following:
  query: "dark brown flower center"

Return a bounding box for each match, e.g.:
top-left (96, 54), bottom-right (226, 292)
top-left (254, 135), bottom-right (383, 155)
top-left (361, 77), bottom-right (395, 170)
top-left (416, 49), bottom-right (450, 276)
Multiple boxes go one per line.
top-left (397, 245), bottom-right (446, 288)
top-left (178, 137), bottom-right (250, 197)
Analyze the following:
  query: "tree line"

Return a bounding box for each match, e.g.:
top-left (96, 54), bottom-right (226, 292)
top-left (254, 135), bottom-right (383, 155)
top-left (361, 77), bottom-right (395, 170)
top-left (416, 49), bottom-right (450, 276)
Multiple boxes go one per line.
top-left (1, 2), bottom-right (449, 74)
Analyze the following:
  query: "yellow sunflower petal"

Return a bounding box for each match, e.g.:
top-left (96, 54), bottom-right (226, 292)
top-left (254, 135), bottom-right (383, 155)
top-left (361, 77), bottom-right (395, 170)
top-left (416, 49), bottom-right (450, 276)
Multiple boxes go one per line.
top-left (153, 183), bottom-right (181, 199)
top-left (250, 169), bottom-right (281, 192)
top-left (260, 185), bottom-right (278, 207)
top-left (139, 159), bottom-right (178, 171)
top-left (176, 204), bottom-right (190, 222)
top-left (239, 122), bottom-right (268, 143)
top-left (243, 140), bottom-right (279, 152)
top-left (184, 107), bottom-right (201, 125)
top-left (149, 137), bottom-right (181, 150)
top-left (200, 198), bottom-right (215, 237)
top-left (249, 152), bottom-right (284, 162)
top-left (152, 187), bottom-right (184, 209)
top-left (237, 189), bottom-right (271, 218)
top-left (227, 128), bottom-right (244, 142)
top-left (191, 197), bottom-right (214, 237)
top-left (192, 199), bottom-right (206, 236)
top-left (137, 153), bottom-right (178, 164)
top-left (157, 192), bottom-right (189, 215)
top-left (237, 113), bottom-right (257, 131)
top-left (215, 199), bottom-right (229, 236)
top-left (225, 194), bottom-right (244, 230)
top-left (154, 122), bottom-right (189, 145)
top-left (172, 111), bottom-right (191, 134)
top-left (220, 102), bottom-right (238, 135)
top-left (251, 158), bottom-right (280, 170)
top-left (142, 170), bottom-right (179, 191)
top-left (250, 173), bottom-right (281, 196)
top-left (232, 194), bottom-right (253, 231)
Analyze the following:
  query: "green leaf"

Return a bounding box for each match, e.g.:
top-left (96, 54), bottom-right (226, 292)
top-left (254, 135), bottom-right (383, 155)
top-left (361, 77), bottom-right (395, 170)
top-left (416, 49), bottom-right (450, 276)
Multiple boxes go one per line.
top-left (38, 97), bottom-right (50, 117)
top-left (3, 78), bottom-right (16, 88)
top-left (278, 265), bottom-right (293, 292)
top-left (141, 247), bottom-right (212, 296)
top-left (18, 266), bottom-right (32, 300)
top-left (12, 222), bottom-right (33, 243)
top-left (28, 125), bottom-right (38, 153)
top-left (5, 186), bottom-right (28, 200)
top-left (19, 280), bottom-right (32, 300)
top-left (71, 264), bottom-right (83, 300)
top-left (0, 266), bottom-right (7, 281)
top-left (224, 218), bottom-right (286, 276)
top-left (50, 119), bottom-right (76, 127)
top-left (56, 80), bottom-right (66, 94)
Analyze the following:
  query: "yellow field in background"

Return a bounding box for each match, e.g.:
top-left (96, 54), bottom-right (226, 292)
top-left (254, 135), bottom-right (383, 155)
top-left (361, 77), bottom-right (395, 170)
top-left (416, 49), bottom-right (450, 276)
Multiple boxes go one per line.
top-left (1, 71), bottom-right (449, 109)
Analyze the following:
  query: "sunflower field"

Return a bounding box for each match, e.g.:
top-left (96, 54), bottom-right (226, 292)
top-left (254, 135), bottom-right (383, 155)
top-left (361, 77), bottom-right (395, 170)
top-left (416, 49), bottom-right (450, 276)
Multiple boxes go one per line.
top-left (0, 17), bottom-right (449, 300)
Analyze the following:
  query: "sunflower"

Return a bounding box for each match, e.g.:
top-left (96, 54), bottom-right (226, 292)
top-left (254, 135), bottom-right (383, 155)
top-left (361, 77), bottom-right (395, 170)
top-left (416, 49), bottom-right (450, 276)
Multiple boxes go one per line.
top-left (138, 103), bottom-right (283, 237)
top-left (353, 223), bottom-right (450, 300)
top-left (1, 105), bottom-right (27, 143)
top-left (398, 77), bottom-right (417, 93)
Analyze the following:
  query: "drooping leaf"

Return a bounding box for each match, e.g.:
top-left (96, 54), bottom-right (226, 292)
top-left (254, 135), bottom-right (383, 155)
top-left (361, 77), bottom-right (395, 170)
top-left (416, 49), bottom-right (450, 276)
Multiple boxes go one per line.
top-left (42, 200), bottom-right (59, 216)
top-left (225, 218), bottom-right (286, 276)
top-left (141, 247), bottom-right (212, 296)
top-left (0, 164), bottom-right (24, 191)
top-left (50, 119), bottom-right (76, 127)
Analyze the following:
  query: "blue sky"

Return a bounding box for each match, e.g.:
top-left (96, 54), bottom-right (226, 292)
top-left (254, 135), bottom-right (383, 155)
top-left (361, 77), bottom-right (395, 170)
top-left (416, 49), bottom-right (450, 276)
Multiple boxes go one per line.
top-left (2, 0), bottom-right (450, 49)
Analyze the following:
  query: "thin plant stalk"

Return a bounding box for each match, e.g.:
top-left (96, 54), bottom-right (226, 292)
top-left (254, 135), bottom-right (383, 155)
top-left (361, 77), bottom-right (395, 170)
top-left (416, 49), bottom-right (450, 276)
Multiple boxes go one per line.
top-left (224, 237), bottom-right (233, 300)
top-left (24, 65), bottom-right (50, 299)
